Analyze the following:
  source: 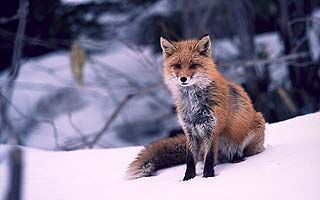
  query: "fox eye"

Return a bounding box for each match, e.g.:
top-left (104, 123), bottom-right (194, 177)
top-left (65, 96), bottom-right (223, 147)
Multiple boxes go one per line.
top-left (172, 64), bottom-right (181, 69)
top-left (190, 63), bottom-right (199, 69)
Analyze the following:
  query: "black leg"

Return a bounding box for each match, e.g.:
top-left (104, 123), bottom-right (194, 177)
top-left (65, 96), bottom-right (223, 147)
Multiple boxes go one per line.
top-left (203, 146), bottom-right (215, 178)
top-left (183, 149), bottom-right (196, 181)
top-left (231, 153), bottom-right (245, 163)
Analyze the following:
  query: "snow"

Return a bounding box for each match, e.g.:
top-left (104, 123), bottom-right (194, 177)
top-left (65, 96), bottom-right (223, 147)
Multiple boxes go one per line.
top-left (7, 41), bottom-right (173, 149)
top-left (62, 0), bottom-right (92, 4)
top-left (1, 112), bottom-right (320, 200)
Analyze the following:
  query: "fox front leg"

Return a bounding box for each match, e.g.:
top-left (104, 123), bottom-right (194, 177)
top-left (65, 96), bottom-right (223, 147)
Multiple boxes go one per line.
top-left (203, 131), bottom-right (219, 178)
top-left (203, 143), bottom-right (215, 178)
top-left (183, 135), bottom-right (199, 181)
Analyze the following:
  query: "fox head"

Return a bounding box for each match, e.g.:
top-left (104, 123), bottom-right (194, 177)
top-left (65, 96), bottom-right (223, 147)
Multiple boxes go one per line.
top-left (160, 35), bottom-right (216, 90)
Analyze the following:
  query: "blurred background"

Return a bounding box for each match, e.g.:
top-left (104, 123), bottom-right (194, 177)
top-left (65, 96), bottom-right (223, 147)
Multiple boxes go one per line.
top-left (1, 0), bottom-right (320, 150)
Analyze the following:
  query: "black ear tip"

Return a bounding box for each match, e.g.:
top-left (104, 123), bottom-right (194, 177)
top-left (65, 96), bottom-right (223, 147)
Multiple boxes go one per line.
top-left (200, 34), bottom-right (210, 39)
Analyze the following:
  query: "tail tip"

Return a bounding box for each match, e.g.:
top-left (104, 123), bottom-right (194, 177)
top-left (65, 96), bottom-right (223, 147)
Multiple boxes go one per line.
top-left (125, 161), bottom-right (155, 180)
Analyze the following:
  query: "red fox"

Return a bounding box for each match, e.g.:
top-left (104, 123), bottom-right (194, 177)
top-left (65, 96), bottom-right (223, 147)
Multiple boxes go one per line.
top-left (127, 35), bottom-right (265, 181)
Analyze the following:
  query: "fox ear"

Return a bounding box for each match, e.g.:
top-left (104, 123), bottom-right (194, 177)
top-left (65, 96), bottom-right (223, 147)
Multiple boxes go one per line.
top-left (196, 34), bottom-right (211, 56)
top-left (160, 37), bottom-right (176, 57)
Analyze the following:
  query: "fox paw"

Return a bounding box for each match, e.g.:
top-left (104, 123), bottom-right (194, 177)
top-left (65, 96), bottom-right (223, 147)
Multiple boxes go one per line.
top-left (231, 154), bottom-right (245, 163)
top-left (203, 169), bottom-right (215, 178)
top-left (183, 171), bottom-right (196, 181)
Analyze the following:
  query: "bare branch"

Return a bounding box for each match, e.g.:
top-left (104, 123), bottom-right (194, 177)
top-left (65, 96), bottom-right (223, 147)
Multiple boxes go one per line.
top-left (3, 1), bottom-right (29, 200)
top-left (67, 112), bottom-right (90, 147)
top-left (9, 1), bottom-right (28, 79)
top-left (0, 91), bottom-right (61, 149)
top-left (218, 52), bottom-right (311, 67)
top-left (0, 14), bottom-right (19, 24)
top-left (88, 56), bottom-right (172, 109)
top-left (88, 84), bottom-right (162, 148)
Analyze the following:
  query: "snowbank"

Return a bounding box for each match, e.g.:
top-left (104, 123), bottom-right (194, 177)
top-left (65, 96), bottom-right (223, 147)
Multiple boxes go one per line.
top-left (1, 112), bottom-right (320, 200)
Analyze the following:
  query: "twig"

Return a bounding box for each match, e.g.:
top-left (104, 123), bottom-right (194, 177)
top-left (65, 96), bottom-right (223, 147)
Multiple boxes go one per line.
top-left (67, 112), bottom-right (90, 147)
top-left (218, 52), bottom-right (311, 67)
top-left (88, 84), bottom-right (162, 148)
top-left (88, 94), bottom-right (132, 148)
top-left (88, 56), bottom-right (172, 109)
top-left (9, 1), bottom-right (28, 79)
top-left (12, 81), bottom-right (110, 100)
top-left (0, 91), bottom-right (61, 149)
top-left (116, 38), bottom-right (162, 81)
top-left (4, 1), bottom-right (28, 200)
top-left (0, 14), bottom-right (19, 24)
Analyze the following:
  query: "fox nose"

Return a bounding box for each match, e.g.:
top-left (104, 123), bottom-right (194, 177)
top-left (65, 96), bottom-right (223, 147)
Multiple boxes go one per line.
top-left (180, 77), bottom-right (187, 83)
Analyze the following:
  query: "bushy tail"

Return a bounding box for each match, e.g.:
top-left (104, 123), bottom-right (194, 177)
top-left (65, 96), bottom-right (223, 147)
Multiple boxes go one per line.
top-left (126, 134), bottom-right (186, 179)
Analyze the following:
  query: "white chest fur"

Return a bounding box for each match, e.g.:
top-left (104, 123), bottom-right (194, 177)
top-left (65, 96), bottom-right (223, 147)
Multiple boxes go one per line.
top-left (177, 86), bottom-right (217, 138)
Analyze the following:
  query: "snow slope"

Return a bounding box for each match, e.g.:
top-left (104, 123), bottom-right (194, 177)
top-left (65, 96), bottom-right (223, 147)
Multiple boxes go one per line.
top-left (1, 112), bottom-right (320, 200)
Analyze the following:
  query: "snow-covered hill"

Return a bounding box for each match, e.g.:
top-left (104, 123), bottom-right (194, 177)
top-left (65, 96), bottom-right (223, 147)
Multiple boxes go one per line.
top-left (1, 112), bottom-right (320, 200)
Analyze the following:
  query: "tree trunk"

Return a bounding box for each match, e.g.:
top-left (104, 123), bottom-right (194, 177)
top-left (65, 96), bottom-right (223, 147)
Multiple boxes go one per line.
top-left (178, 0), bottom-right (215, 38)
top-left (226, 0), bottom-right (260, 100)
top-left (229, 0), bottom-right (255, 59)
top-left (278, 0), bottom-right (320, 113)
